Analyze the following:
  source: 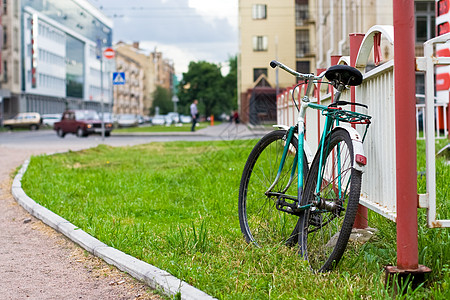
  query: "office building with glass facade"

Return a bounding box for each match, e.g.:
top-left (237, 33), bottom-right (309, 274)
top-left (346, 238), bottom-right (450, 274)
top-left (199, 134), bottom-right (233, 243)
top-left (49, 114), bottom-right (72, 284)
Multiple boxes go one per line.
top-left (2, 0), bottom-right (113, 117)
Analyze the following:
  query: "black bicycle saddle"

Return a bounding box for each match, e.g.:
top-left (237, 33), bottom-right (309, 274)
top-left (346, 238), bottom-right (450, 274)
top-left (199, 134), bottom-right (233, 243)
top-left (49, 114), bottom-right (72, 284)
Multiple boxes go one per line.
top-left (325, 65), bottom-right (363, 86)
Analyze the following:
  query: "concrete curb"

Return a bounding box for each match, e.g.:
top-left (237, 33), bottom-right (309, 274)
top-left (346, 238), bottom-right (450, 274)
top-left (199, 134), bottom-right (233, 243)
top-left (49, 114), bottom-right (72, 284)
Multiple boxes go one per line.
top-left (12, 159), bottom-right (216, 300)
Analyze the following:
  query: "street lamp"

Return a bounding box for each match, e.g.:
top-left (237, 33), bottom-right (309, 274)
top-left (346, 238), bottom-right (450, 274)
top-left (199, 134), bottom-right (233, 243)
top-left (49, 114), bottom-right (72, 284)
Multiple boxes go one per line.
top-left (171, 95), bottom-right (179, 112)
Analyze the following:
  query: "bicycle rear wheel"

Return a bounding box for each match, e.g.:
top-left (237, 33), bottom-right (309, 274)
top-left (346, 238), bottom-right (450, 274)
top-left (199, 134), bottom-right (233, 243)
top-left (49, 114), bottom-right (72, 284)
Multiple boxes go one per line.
top-left (299, 128), bottom-right (362, 272)
top-left (239, 130), bottom-right (308, 248)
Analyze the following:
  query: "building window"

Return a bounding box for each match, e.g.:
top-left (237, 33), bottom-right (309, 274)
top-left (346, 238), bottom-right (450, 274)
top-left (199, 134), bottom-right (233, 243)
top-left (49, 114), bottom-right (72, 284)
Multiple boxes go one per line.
top-left (13, 0), bottom-right (18, 17)
top-left (296, 30), bottom-right (310, 57)
top-left (416, 2), bottom-right (435, 42)
top-left (253, 68), bottom-right (267, 82)
top-left (3, 0), bottom-right (6, 15)
top-left (14, 60), bottom-right (19, 84)
top-left (13, 27), bottom-right (19, 52)
top-left (3, 61), bottom-right (7, 83)
top-left (2, 26), bottom-right (7, 49)
top-left (253, 36), bottom-right (268, 51)
top-left (416, 73), bottom-right (425, 103)
top-left (252, 4), bottom-right (267, 19)
top-left (296, 61), bottom-right (310, 74)
top-left (295, 0), bottom-right (309, 25)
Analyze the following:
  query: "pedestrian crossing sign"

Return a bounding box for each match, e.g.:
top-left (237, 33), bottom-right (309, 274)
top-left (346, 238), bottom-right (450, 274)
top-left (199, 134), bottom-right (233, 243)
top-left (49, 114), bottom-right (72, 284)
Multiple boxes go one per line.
top-left (112, 72), bottom-right (126, 85)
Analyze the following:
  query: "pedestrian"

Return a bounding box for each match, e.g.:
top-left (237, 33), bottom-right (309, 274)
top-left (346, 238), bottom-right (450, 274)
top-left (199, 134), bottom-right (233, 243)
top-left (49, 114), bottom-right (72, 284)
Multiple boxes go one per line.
top-left (233, 110), bottom-right (240, 124)
top-left (190, 99), bottom-right (198, 132)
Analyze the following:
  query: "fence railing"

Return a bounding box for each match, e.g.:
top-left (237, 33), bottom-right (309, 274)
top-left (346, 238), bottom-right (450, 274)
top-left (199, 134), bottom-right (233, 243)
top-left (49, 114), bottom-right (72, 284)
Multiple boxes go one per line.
top-left (415, 95), bottom-right (449, 140)
top-left (416, 32), bottom-right (450, 228)
top-left (277, 25), bottom-right (450, 228)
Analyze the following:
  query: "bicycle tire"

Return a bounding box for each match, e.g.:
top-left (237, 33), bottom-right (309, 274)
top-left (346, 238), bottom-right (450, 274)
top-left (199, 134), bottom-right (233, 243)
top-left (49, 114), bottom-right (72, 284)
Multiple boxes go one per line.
top-left (299, 128), bottom-right (362, 272)
top-left (239, 130), bottom-right (308, 248)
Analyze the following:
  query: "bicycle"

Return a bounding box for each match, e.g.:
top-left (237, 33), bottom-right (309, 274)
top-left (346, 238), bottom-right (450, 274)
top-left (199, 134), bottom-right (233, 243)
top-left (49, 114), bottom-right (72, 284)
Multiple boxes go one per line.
top-left (238, 60), bottom-right (372, 272)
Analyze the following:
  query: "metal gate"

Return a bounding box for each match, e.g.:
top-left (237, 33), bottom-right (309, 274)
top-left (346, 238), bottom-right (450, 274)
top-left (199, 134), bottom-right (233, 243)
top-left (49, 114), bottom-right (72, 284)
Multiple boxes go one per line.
top-left (416, 32), bottom-right (450, 228)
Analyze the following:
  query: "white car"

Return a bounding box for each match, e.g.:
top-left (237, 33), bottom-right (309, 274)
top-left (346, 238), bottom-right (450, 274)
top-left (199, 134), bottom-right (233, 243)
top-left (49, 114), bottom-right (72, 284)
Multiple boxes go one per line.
top-left (42, 114), bottom-right (62, 127)
top-left (151, 115), bottom-right (166, 125)
top-left (167, 112), bottom-right (180, 124)
top-left (117, 114), bottom-right (138, 127)
top-left (180, 114), bottom-right (192, 123)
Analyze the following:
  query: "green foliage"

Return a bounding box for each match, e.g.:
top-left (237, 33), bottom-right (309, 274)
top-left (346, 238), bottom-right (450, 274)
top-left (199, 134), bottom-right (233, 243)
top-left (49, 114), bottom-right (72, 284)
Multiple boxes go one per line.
top-left (20, 139), bottom-right (450, 299)
top-left (151, 86), bottom-right (173, 115)
top-left (177, 57), bottom-right (237, 117)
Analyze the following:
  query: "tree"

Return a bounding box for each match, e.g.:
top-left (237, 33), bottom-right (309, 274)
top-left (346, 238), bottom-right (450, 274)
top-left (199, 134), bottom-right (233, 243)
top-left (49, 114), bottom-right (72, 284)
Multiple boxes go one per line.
top-left (177, 58), bottom-right (237, 118)
top-left (223, 56), bottom-right (238, 111)
top-left (150, 86), bottom-right (172, 115)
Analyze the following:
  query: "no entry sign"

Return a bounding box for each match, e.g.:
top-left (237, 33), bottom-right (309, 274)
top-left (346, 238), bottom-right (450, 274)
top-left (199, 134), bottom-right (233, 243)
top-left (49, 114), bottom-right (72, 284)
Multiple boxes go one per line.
top-left (103, 48), bottom-right (115, 59)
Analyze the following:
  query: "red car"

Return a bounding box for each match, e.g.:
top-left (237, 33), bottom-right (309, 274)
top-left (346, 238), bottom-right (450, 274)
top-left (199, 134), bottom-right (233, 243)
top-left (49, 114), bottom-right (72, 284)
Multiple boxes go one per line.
top-left (54, 110), bottom-right (113, 138)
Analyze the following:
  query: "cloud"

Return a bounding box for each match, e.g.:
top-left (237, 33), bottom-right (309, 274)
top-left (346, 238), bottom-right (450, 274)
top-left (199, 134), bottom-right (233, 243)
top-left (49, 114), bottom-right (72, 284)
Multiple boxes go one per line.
top-left (93, 0), bottom-right (238, 75)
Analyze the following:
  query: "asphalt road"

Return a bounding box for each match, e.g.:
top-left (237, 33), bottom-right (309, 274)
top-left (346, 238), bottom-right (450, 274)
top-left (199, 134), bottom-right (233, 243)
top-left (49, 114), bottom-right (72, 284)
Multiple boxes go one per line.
top-left (0, 128), bottom-right (218, 151)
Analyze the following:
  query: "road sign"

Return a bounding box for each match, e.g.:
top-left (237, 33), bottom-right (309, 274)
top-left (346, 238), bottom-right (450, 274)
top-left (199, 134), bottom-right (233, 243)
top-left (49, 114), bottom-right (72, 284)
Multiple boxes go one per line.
top-left (113, 72), bottom-right (125, 85)
top-left (103, 47), bottom-right (115, 59)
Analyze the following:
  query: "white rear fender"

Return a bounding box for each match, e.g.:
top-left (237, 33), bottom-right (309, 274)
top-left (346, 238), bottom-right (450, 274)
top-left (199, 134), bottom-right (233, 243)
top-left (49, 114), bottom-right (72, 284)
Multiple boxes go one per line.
top-left (334, 125), bottom-right (366, 173)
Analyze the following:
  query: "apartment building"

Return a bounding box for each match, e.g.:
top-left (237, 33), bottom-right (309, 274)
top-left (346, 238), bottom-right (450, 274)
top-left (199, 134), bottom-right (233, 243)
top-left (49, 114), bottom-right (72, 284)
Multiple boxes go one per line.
top-left (114, 42), bottom-right (151, 116)
top-left (113, 42), bottom-right (175, 116)
top-left (1, 0), bottom-right (22, 119)
top-left (150, 50), bottom-right (175, 93)
top-left (1, 0), bottom-right (113, 119)
top-left (238, 0), bottom-right (438, 123)
top-left (239, 0), bottom-right (316, 123)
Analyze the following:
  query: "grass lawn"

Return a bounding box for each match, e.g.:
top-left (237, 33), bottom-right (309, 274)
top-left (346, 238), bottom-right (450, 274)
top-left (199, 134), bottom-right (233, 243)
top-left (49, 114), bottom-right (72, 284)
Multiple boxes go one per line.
top-left (21, 138), bottom-right (450, 299)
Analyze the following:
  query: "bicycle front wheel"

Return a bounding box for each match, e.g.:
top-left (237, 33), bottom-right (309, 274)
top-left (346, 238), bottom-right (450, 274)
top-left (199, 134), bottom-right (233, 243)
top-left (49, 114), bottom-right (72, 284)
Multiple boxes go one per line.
top-left (299, 128), bottom-right (362, 272)
top-left (239, 130), bottom-right (308, 248)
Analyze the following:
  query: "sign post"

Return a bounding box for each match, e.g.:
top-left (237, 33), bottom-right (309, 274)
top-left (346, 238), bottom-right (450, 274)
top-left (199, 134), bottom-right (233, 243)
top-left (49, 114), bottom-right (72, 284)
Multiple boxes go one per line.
top-left (385, 0), bottom-right (432, 286)
top-left (100, 47), bottom-right (115, 140)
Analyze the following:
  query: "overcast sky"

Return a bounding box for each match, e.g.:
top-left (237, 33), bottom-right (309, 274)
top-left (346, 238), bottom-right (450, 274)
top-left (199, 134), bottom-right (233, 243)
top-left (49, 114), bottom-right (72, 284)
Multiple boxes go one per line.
top-left (90, 0), bottom-right (238, 76)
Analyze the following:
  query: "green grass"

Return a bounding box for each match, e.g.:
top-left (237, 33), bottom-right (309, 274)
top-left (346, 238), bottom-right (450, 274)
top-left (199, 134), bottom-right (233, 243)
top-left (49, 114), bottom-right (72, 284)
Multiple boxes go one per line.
top-left (113, 122), bottom-right (211, 133)
top-left (21, 139), bottom-right (450, 299)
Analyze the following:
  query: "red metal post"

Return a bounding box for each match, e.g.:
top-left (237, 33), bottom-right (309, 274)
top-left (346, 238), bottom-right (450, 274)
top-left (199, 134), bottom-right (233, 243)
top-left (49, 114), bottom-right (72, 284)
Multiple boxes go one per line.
top-left (349, 33), bottom-right (368, 229)
top-left (393, 0), bottom-right (418, 270)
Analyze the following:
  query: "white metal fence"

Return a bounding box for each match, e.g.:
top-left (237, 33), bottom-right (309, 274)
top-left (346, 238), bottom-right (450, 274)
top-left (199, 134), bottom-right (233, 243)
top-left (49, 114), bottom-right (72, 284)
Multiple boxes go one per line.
top-left (355, 61), bottom-right (397, 221)
top-left (277, 26), bottom-right (398, 221)
top-left (277, 26), bottom-right (450, 227)
top-left (416, 32), bottom-right (450, 228)
top-left (415, 96), bottom-right (449, 140)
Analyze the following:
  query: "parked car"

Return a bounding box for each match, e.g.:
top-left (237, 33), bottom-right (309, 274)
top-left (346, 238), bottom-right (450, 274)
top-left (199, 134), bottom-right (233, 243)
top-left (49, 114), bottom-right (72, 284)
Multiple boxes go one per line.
top-left (117, 114), bottom-right (139, 127)
top-left (3, 112), bottom-right (42, 130)
top-left (179, 114), bottom-right (192, 124)
top-left (151, 115), bottom-right (166, 125)
top-left (41, 114), bottom-right (62, 127)
top-left (167, 112), bottom-right (180, 124)
top-left (99, 112), bottom-right (118, 128)
top-left (164, 115), bottom-right (174, 125)
top-left (53, 110), bottom-right (113, 138)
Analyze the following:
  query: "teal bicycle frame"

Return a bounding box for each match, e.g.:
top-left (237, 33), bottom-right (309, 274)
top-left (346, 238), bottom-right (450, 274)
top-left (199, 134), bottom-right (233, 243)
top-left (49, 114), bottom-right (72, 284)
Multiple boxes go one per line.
top-left (266, 75), bottom-right (370, 213)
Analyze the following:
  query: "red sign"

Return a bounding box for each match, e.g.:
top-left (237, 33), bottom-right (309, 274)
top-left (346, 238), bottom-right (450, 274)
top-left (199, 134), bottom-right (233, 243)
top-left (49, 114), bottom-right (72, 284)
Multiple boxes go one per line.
top-left (438, 0), bottom-right (450, 16)
top-left (103, 48), bottom-right (115, 59)
top-left (436, 72), bottom-right (450, 91)
top-left (438, 21), bottom-right (450, 35)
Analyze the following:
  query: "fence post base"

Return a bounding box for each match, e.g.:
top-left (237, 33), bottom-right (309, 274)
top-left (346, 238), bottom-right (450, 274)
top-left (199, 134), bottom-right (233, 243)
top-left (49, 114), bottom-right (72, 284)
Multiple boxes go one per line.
top-left (384, 265), bottom-right (432, 292)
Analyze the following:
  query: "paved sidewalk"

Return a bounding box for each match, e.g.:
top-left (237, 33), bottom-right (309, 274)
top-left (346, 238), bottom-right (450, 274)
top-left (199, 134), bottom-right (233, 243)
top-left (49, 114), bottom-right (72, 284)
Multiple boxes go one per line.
top-left (0, 124), bottom-right (270, 299)
top-left (0, 148), bottom-right (162, 299)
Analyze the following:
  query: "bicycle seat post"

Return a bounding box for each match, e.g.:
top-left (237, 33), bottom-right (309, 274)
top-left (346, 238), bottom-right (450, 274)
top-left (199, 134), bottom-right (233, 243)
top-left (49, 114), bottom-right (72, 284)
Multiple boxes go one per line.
top-left (332, 83), bottom-right (346, 104)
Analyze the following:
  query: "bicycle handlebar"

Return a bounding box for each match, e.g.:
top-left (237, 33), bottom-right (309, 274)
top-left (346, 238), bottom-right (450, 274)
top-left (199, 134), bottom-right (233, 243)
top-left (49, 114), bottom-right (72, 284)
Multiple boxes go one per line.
top-left (270, 60), bottom-right (324, 81)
